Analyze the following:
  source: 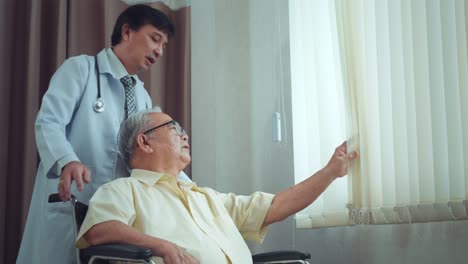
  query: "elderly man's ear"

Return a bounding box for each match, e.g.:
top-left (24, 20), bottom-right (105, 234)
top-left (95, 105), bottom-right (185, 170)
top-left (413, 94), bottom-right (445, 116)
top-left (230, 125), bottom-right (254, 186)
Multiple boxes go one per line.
top-left (136, 134), bottom-right (154, 153)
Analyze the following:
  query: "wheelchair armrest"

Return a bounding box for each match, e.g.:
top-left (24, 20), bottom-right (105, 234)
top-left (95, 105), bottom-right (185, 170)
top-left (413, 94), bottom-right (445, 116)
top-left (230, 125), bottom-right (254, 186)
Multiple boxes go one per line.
top-left (80, 243), bottom-right (152, 261)
top-left (252, 250), bottom-right (311, 262)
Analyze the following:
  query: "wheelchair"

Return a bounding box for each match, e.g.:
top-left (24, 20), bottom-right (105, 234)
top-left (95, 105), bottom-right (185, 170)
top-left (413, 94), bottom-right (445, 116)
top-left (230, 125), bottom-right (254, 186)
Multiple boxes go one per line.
top-left (49, 193), bottom-right (311, 264)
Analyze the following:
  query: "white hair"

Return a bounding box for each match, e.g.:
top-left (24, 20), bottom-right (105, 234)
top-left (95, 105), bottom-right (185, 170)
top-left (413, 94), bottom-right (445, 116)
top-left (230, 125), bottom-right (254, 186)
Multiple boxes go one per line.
top-left (118, 107), bottom-right (161, 168)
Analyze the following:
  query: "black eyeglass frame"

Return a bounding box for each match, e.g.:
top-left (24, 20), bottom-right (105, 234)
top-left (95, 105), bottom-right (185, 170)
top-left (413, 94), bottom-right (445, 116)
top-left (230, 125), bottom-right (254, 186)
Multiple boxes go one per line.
top-left (142, 120), bottom-right (186, 136)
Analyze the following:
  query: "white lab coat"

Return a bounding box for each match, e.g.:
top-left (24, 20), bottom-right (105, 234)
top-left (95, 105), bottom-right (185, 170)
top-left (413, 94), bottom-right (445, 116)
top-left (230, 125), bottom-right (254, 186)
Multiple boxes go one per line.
top-left (17, 49), bottom-right (191, 263)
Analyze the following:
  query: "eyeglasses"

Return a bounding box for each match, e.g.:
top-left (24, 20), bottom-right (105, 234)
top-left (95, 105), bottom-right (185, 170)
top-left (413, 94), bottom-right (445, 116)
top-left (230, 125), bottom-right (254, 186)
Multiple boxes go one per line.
top-left (142, 120), bottom-right (187, 136)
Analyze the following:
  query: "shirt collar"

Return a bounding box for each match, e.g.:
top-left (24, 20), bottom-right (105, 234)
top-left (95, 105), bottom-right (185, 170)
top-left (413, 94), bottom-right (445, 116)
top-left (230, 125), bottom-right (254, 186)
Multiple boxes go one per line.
top-left (105, 48), bottom-right (141, 82)
top-left (130, 169), bottom-right (166, 186)
top-left (130, 169), bottom-right (196, 190)
top-left (106, 48), bottom-right (130, 80)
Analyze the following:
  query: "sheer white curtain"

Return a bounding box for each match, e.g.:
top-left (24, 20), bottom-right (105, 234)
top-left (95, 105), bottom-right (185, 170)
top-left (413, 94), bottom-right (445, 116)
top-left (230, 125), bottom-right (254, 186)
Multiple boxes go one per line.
top-left (291, 0), bottom-right (468, 228)
top-left (290, 0), bottom-right (350, 228)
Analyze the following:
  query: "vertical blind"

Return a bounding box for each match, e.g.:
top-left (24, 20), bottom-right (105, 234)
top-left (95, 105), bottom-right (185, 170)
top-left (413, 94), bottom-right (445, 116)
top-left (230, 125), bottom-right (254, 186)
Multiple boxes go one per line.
top-left (291, 0), bottom-right (468, 228)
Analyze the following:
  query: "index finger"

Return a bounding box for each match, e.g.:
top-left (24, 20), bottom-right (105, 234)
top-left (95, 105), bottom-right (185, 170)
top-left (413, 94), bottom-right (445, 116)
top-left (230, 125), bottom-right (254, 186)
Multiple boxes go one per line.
top-left (59, 175), bottom-right (72, 201)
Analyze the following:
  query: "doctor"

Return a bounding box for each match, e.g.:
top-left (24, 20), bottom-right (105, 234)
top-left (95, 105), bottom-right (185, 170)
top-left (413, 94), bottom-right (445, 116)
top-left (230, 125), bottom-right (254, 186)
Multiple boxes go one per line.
top-left (17, 4), bottom-right (189, 264)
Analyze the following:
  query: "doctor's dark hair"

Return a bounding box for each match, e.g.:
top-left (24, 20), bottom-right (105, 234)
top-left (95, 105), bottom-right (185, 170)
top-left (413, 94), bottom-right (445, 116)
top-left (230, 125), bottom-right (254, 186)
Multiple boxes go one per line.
top-left (118, 108), bottom-right (160, 168)
top-left (111, 4), bottom-right (175, 46)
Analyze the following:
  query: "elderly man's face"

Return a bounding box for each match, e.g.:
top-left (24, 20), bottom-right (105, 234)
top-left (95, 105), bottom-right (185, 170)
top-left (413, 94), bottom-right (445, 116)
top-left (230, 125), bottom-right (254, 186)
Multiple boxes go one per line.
top-left (145, 113), bottom-right (191, 166)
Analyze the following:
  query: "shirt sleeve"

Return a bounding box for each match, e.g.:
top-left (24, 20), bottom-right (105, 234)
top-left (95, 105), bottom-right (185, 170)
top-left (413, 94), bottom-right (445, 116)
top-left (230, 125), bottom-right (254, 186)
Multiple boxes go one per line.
top-left (35, 56), bottom-right (88, 178)
top-left (218, 191), bottom-right (274, 242)
top-left (75, 179), bottom-right (136, 248)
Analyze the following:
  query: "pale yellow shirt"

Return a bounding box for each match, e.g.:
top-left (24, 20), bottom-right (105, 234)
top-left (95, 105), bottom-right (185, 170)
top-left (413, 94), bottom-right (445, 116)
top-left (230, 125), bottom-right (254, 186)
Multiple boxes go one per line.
top-left (76, 169), bottom-right (274, 264)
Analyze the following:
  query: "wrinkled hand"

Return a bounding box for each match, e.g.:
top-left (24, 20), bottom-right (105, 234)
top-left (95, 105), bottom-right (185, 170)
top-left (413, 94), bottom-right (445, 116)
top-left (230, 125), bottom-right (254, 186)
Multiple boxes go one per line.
top-left (58, 161), bottom-right (91, 201)
top-left (158, 241), bottom-right (199, 264)
top-left (324, 141), bottom-right (359, 178)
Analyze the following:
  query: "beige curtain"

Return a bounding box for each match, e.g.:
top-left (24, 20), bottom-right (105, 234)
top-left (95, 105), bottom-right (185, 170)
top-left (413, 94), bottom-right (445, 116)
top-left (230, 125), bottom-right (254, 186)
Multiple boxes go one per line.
top-left (336, 0), bottom-right (468, 225)
top-left (0, 0), bottom-right (190, 262)
top-left (291, 0), bottom-right (468, 228)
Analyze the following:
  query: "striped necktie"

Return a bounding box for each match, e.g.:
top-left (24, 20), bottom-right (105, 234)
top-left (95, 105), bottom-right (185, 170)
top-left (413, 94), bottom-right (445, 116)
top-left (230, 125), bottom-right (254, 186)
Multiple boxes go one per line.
top-left (120, 76), bottom-right (136, 118)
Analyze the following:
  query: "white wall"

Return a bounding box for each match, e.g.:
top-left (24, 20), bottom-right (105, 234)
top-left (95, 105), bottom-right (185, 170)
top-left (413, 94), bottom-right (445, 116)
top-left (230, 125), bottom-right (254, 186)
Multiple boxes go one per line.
top-left (191, 1), bottom-right (468, 263)
top-left (191, 0), bottom-right (295, 252)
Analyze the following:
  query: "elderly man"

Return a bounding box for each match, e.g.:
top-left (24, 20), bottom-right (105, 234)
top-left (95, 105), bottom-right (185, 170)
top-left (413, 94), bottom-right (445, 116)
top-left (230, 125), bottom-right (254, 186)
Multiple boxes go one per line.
top-left (76, 110), bottom-right (358, 264)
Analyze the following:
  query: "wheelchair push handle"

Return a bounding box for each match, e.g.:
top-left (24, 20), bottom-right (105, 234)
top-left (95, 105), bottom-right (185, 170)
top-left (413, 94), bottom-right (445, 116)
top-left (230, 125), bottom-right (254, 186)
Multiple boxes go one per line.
top-left (48, 193), bottom-right (77, 203)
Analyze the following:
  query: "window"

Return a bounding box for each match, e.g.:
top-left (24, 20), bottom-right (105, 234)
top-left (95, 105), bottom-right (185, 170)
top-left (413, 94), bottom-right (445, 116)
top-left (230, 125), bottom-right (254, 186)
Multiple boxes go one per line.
top-left (291, 0), bottom-right (468, 228)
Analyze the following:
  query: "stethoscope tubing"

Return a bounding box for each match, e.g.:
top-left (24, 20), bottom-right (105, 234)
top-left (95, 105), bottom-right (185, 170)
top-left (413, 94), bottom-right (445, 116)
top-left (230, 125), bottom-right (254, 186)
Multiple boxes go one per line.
top-left (93, 55), bottom-right (104, 113)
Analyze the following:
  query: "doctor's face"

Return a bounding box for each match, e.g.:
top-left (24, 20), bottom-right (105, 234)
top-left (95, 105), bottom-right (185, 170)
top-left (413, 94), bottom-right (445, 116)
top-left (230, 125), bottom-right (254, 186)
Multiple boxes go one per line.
top-left (120, 24), bottom-right (168, 74)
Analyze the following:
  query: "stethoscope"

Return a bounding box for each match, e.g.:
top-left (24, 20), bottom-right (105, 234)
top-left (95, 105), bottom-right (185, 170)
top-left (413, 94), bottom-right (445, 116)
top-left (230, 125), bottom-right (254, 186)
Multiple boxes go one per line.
top-left (93, 55), bottom-right (105, 113)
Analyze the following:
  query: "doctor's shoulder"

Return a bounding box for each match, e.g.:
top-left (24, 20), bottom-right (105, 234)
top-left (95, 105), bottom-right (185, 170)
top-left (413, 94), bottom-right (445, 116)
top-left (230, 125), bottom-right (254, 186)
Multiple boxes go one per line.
top-left (49, 54), bottom-right (95, 85)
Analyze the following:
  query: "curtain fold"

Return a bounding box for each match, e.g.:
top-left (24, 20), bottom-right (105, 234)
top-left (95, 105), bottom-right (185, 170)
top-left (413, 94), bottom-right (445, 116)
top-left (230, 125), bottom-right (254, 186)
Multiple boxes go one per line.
top-left (0, 1), bottom-right (190, 262)
top-left (335, 0), bottom-right (468, 225)
top-left (292, 0), bottom-right (468, 228)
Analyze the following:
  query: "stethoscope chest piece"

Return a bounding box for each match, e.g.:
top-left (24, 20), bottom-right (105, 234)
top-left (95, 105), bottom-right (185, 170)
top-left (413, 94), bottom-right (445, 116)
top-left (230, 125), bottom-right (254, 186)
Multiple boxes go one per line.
top-left (93, 98), bottom-right (105, 113)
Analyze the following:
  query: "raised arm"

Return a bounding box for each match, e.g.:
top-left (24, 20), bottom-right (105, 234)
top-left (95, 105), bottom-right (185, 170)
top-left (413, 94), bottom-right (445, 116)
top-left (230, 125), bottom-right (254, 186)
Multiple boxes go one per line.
top-left (262, 141), bottom-right (358, 227)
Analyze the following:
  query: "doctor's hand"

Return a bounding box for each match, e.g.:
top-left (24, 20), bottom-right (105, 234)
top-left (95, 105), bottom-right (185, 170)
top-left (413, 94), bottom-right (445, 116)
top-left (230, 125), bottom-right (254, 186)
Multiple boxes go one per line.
top-left (323, 141), bottom-right (359, 179)
top-left (58, 161), bottom-right (91, 201)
